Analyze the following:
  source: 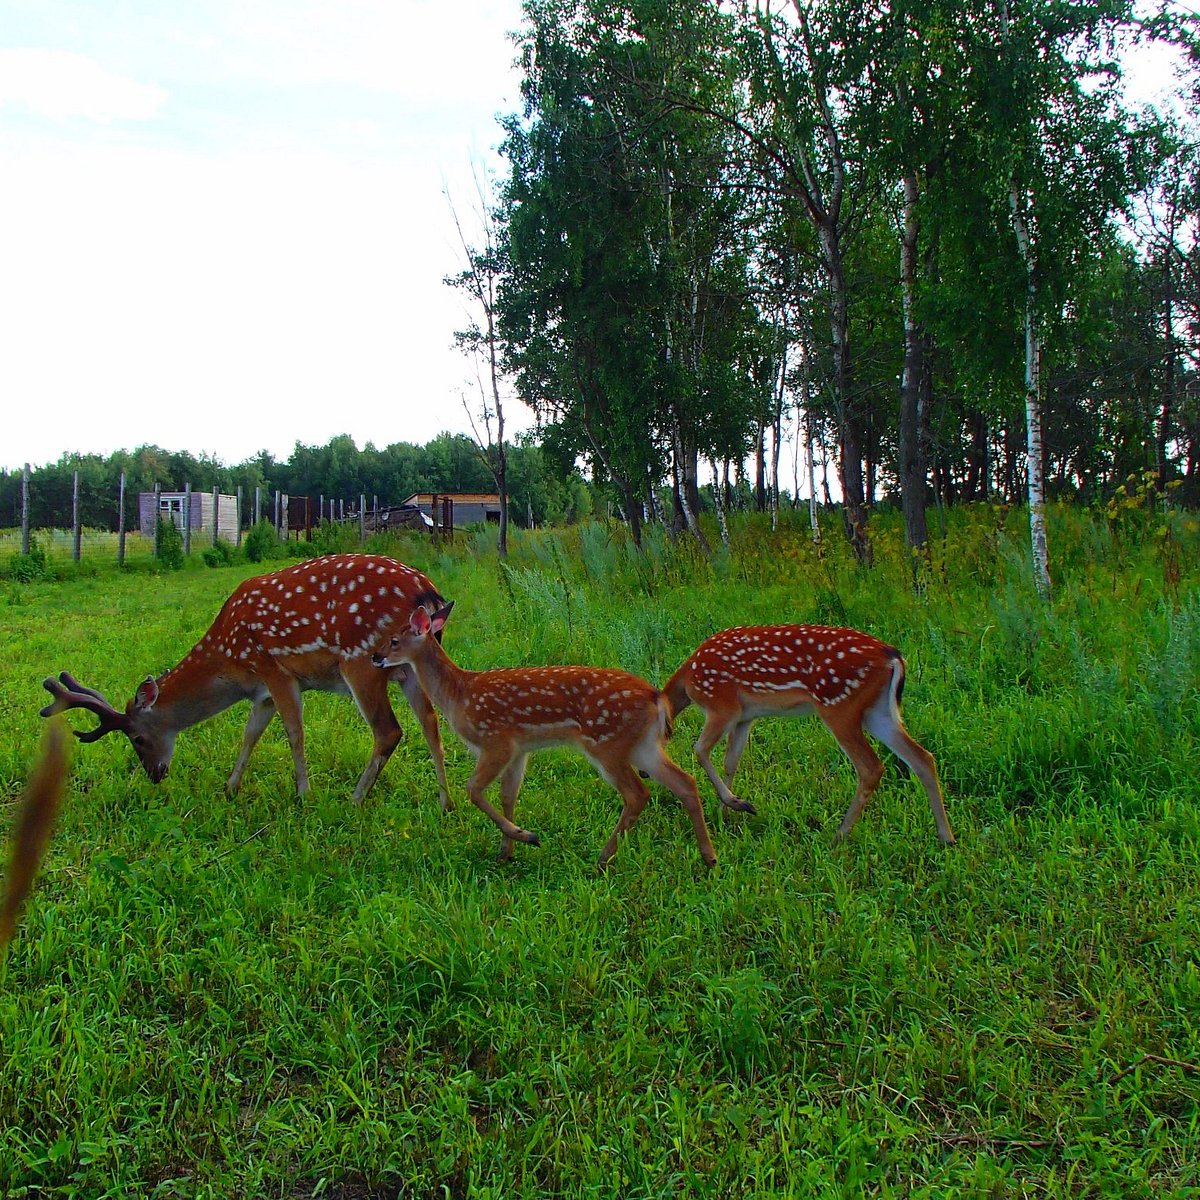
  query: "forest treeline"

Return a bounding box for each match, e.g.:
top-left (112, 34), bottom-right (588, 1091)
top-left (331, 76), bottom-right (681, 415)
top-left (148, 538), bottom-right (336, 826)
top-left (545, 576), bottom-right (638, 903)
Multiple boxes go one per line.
top-left (5, 0), bottom-right (1198, 559)
top-left (449, 0), bottom-right (1200, 566)
top-left (0, 434), bottom-right (595, 533)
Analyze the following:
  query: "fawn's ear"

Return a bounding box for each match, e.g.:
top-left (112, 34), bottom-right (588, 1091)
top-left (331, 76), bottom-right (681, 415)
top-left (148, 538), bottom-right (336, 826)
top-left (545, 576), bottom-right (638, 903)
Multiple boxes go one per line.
top-left (409, 607), bottom-right (433, 636)
top-left (429, 600), bottom-right (454, 636)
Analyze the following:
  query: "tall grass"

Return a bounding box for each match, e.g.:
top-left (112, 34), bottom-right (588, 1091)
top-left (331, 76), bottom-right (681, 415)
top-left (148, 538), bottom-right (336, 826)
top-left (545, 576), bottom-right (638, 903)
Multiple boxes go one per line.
top-left (1, 504), bottom-right (1197, 1197)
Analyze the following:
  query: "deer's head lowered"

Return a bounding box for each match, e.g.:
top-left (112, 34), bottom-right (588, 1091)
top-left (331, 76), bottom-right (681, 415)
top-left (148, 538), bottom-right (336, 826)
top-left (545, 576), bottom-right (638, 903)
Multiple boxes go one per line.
top-left (40, 672), bottom-right (176, 782)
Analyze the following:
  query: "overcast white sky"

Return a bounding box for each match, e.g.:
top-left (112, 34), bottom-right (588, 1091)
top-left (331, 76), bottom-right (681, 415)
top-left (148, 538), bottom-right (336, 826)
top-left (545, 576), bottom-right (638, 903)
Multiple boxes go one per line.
top-left (1, 5), bottom-right (1189, 475)
top-left (0, 0), bottom-right (532, 471)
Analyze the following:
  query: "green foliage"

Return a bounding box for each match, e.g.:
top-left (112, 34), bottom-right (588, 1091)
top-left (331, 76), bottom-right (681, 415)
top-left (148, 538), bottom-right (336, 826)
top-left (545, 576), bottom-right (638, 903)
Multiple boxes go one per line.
top-left (310, 518), bottom-right (362, 556)
top-left (1, 508), bottom-right (1197, 1195)
top-left (201, 537), bottom-right (235, 568)
top-left (154, 516), bottom-right (184, 570)
top-left (243, 519), bottom-right (280, 563)
top-left (6, 535), bottom-right (49, 582)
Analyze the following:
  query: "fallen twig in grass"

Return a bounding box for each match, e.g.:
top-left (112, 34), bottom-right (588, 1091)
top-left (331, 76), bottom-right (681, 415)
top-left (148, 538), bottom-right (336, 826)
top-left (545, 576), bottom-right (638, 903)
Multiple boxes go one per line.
top-left (201, 823), bottom-right (272, 868)
top-left (1108, 1053), bottom-right (1199, 1084)
top-left (933, 1132), bottom-right (1059, 1151)
top-left (1, 719), bottom-right (70, 952)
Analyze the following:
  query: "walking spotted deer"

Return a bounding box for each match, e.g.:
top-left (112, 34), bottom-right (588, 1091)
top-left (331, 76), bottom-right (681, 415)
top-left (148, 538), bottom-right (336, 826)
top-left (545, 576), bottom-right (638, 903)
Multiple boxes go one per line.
top-left (663, 625), bottom-right (955, 844)
top-left (39, 554), bottom-right (452, 808)
top-left (371, 605), bottom-right (717, 869)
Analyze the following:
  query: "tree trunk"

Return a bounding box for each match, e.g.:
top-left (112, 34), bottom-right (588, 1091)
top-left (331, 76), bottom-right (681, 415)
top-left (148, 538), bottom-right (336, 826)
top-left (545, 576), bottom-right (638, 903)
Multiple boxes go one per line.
top-left (708, 456), bottom-right (730, 549)
top-left (899, 172), bottom-right (929, 564)
top-left (1159, 244), bottom-right (1176, 490)
top-left (806, 411), bottom-right (822, 545)
top-left (754, 421), bottom-right (767, 512)
top-left (1010, 186), bottom-right (1051, 599)
top-left (821, 219), bottom-right (872, 564)
top-left (963, 409), bottom-right (987, 501)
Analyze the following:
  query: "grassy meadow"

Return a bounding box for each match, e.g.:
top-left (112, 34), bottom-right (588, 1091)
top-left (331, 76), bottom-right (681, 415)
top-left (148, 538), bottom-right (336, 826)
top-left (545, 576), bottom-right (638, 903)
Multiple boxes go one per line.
top-left (1, 505), bottom-right (1198, 1197)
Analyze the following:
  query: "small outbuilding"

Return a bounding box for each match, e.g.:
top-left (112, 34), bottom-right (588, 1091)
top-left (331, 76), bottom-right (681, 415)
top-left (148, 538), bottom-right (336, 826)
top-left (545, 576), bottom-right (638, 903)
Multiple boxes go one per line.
top-left (400, 492), bottom-right (501, 529)
top-left (139, 491), bottom-right (239, 541)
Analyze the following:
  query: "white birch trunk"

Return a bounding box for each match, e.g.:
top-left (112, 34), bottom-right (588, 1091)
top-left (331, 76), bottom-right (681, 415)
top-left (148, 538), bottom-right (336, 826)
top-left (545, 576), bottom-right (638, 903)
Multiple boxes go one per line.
top-left (708, 456), bottom-right (730, 550)
top-left (1009, 187), bottom-right (1051, 599)
top-left (806, 412), bottom-right (822, 546)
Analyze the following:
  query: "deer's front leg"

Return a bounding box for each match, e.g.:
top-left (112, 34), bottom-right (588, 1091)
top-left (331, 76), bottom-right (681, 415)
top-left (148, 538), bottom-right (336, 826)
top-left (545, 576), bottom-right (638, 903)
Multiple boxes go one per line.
top-left (341, 658), bottom-right (404, 804)
top-left (263, 673), bottom-right (308, 796)
top-left (226, 694), bottom-right (277, 795)
top-left (465, 742), bottom-right (540, 851)
top-left (396, 665), bottom-right (452, 812)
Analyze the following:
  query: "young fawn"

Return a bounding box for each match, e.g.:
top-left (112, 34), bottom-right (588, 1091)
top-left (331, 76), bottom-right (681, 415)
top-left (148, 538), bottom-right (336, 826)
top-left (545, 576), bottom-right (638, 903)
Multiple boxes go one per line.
top-left (663, 625), bottom-right (955, 844)
top-left (371, 605), bottom-right (717, 869)
top-left (40, 554), bottom-right (452, 807)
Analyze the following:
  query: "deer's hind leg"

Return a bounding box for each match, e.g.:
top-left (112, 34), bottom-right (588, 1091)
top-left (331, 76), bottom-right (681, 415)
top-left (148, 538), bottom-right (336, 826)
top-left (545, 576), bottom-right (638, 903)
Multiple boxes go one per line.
top-left (593, 762), bottom-right (651, 871)
top-left (632, 742), bottom-right (717, 868)
top-left (498, 753), bottom-right (529, 862)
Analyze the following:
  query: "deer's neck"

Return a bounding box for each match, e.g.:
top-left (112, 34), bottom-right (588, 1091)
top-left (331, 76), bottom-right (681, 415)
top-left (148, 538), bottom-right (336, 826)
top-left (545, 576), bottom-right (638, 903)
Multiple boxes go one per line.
top-left (407, 638), bottom-right (472, 722)
top-left (153, 652), bottom-right (256, 731)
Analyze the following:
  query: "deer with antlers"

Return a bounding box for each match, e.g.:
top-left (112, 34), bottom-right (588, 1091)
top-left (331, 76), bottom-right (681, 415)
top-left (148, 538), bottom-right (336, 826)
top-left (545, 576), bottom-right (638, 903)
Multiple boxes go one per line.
top-left (663, 625), bottom-right (955, 844)
top-left (40, 554), bottom-right (452, 807)
top-left (371, 604), bottom-right (718, 869)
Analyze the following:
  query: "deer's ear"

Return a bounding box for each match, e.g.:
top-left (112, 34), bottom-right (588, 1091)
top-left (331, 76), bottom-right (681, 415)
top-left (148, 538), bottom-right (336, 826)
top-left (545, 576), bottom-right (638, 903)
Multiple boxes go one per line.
top-left (133, 676), bottom-right (159, 711)
top-left (429, 600), bottom-right (454, 636)
top-left (409, 607), bottom-right (432, 636)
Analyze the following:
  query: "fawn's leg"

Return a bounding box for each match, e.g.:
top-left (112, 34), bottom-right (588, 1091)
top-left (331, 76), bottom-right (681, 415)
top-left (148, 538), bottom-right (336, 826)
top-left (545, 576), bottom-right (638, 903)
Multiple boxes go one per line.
top-left (497, 753), bottom-right (529, 862)
top-left (464, 741), bottom-right (540, 850)
top-left (864, 702), bottom-right (955, 845)
top-left (396, 665), bottom-right (452, 812)
top-left (594, 763), bottom-right (651, 871)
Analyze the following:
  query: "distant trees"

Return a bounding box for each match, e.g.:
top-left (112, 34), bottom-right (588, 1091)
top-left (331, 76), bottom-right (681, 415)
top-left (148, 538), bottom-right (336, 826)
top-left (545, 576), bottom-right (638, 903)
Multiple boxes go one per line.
top-left (0, 434), bottom-right (588, 532)
top-left (481, 0), bottom-right (1197, 582)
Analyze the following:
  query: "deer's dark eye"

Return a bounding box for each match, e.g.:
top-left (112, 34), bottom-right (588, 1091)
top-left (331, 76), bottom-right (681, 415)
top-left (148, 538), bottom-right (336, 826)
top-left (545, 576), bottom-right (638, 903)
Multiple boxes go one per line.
top-left (133, 735), bottom-right (146, 747)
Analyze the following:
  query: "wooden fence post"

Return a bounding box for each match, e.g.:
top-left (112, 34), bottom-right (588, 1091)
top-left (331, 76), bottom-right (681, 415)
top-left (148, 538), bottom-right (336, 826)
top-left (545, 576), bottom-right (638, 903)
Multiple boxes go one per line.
top-left (117, 471), bottom-right (127, 566)
top-left (184, 482), bottom-right (192, 555)
top-left (281, 493), bottom-right (289, 540)
top-left (212, 486), bottom-right (220, 547)
top-left (254, 485), bottom-right (262, 527)
top-left (21, 463), bottom-right (31, 555)
top-left (236, 485), bottom-right (243, 547)
top-left (153, 483), bottom-right (161, 557)
top-left (72, 470), bottom-right (82, 562)
top-left (359, 494), bottom-right (366, 542)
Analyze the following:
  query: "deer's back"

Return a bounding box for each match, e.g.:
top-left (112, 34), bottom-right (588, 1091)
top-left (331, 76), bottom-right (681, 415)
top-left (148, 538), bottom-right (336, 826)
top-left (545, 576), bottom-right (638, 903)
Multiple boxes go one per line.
top-left (201, 554), bottom-right (444, 671)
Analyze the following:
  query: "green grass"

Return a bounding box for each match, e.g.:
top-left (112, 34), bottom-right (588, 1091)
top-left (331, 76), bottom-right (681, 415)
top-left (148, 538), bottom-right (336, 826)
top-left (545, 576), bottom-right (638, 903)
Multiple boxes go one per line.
top-left (1, 506), bottom-right (1198, 1197)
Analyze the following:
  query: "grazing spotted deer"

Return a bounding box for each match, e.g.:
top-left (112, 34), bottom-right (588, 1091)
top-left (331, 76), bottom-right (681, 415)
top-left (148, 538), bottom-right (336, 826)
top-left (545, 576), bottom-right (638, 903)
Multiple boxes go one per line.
top-left (371, 605), bottom-right (717, 869)
top-left (663, 625), bottom-right (955, 844)
top-left (40, 554), bottom-right (452, 808)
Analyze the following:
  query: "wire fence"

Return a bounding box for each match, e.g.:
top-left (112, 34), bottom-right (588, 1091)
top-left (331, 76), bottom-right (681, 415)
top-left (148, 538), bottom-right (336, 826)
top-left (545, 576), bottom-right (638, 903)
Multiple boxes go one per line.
top-left (3, 464), bottom-right (455, 568)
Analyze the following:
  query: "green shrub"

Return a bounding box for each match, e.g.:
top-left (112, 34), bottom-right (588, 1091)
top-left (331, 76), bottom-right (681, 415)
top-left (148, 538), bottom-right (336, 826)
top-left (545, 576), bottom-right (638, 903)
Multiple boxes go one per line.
top-left (311, 519), bottom-right (360, 556)
top-left (155, 517), bottom-right (185, 570)
top-left (7, 536), bottom-right (48, 582)
top-left (201, 537), bottom-right (235, 568)
top-left (243, 519), bottom-right (280, 563)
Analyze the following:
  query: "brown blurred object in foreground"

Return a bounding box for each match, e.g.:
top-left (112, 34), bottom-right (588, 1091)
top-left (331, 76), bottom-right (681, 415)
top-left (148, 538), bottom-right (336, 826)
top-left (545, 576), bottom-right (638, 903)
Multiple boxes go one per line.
top-left (1, 718), bottom-right (70, 951)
